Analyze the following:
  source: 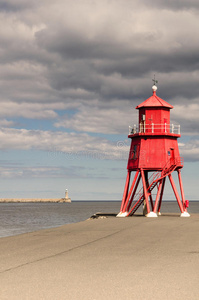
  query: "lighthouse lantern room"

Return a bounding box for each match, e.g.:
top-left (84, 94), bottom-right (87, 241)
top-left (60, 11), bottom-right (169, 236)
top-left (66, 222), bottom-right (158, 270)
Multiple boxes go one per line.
top-left (118, 82), bottom-right (190, 217)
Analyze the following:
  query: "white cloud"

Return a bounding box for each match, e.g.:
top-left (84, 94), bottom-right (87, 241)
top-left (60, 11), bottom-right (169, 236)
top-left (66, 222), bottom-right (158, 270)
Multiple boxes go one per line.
top-left (173, 103), bottom-right (199, 121)
top-left (0, 101), bottom-right (58, 119)
top-left (0, 125), bottom-right (198, 162)
top-left (0, 166), bottom-right (71, 179)
top-left (0, 127), bottom-right (129, 160)
top-left (0, 119), bottom-right (15, 127)
top-left (179, 139), bottom-right (199, 161)
top-left (54, 99), bottom-right (137, 134)
top-left (172, 102), bottom-right (199, 135)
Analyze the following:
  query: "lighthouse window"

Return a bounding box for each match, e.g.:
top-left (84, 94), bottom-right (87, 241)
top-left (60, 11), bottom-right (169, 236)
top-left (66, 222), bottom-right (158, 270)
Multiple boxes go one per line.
top-left (132, 145), bottom-right (138, 160)
top-left (168, 151), bottom-right (171, 156)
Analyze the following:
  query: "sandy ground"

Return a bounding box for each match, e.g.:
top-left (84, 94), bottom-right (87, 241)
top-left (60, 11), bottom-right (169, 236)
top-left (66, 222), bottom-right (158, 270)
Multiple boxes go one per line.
top-left (0, 214), bottom-right (199, 300)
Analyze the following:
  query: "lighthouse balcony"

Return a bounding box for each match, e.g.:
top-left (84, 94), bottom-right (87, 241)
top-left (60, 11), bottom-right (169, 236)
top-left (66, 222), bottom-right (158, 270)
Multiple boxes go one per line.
top-left (129, 123), bottom-right (180, 136)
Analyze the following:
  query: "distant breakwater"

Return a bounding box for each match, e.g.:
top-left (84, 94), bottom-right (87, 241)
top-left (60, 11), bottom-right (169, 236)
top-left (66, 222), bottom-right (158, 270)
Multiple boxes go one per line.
top-left (0, 198), bottom-right (71, 203)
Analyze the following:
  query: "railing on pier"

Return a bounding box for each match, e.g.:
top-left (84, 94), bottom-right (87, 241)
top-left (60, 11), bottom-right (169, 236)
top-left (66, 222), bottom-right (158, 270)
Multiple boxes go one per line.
top-left (129, 123), bottom-right (180, 135)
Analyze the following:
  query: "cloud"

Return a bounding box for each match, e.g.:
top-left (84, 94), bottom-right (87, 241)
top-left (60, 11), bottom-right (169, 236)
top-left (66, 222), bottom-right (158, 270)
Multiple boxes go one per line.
top-left (0, 126), bottom-right (198, 162)
top-left (0, 0), bottom-right (35, 12)
top-left (0, 101), bottom-right (58, 119)
top-left (171, 102), bottom-right (199, 135)
top-left (0, 1), bottom-right (198, 169)
top-left (36, 7), bottom-right (198, 104)
top-left (0, 127), bottom-right (129, 159)
top-left (0, 165), bottom-right (74, 179)
top-left (0, 119), bottom-right (15, 127)
top-left (54, 99), bottom-right (137, 134)
top-left (0, 0), bottom-right (199, 109)
top-left (180, 139), bottom-right (199, 161)
top-left (140, 0), bottom-right (199, 11)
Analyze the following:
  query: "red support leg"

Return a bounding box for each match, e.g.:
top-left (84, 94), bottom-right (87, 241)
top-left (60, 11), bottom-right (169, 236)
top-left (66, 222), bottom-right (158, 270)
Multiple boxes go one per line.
top-left (168, 173), bottom-right (184, 213)
top-left (153, 180), bottom-right (163, 213)
top-left (158, 177), bottom-right (166, 214)
top-left (120, 170), bottom-right (131, 212)
top-left (149, 194), bottom-right (154, 211)
top-left (145, 172), bottom-right (154, 211)
top-left (177, 169), bottom-right (186, 211)
top-left (126, 172), bottom-right (141, 212)
top-left (177, 170), bottom-right (190, 217)
top-left (141, 169), bottom-right (150, 214)
top-left (122, 171), bottom-right (139, 212)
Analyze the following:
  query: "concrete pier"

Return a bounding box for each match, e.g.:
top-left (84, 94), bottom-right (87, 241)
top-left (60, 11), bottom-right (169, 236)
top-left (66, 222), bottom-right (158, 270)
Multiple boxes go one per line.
top-left (0, 198), bottom-right (71, 203)
top-left (0, 214), bottom-right (199, 299)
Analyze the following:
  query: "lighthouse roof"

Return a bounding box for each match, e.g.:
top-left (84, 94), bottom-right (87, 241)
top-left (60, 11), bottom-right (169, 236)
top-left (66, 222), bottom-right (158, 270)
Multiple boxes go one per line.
top-left (136, 86), bottom-right (173, 109)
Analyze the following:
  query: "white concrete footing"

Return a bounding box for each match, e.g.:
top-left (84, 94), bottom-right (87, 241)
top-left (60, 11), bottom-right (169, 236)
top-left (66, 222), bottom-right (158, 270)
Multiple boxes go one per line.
top-left (116, 211), bottom-right (128, 217)
top-left (180, 212), bottom-right (190, 217)
top-left (157, 212), bottom-right (161, 216)
top-left (146, 212), bottom-right (158, 218)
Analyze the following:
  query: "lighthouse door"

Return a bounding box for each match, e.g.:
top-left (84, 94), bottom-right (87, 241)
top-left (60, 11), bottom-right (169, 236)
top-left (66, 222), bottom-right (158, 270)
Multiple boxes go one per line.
top-left (170, 148), bottom-right (175, 165)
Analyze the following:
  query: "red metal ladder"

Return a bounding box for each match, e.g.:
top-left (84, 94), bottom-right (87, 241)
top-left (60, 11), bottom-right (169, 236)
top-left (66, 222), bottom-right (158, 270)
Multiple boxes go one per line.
top-left (127, 158), bottom-right (178, 216)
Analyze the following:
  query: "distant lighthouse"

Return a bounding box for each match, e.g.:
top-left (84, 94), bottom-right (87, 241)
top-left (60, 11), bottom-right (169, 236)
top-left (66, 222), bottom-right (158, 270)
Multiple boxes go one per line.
top-left (64, 189), bottom-right (71, 203)
top-left (118, 81), bottom-right (190, 217)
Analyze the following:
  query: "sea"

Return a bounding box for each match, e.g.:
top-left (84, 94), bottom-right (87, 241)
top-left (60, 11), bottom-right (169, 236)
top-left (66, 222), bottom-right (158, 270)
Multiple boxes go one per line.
top-left (0, 201), bottom-right (199, 238)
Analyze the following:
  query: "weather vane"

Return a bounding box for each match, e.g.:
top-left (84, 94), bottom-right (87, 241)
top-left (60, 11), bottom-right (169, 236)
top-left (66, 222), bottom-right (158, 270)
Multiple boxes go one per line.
top-left (152, 74), bottom-right (158, 86)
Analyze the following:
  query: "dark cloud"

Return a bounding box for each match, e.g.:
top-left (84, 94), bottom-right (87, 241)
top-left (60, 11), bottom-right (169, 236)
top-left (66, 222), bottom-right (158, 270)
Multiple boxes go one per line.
top-left (36, 27), bottom-right (138, 61)
top-left (158, 80), bottom-right (199, 102)
top-left (141, 0), bottom-right (199, 11)
top-left (46, 61), bottom-right (103, 93)
top-left (94, 51), bottom-right (199, 78)
top-left (0, 0), bottom-right (34, 12)
top-left (0, 0), bottom-right (199, 157)
top-left (33, 6), bottom-right (199, 103)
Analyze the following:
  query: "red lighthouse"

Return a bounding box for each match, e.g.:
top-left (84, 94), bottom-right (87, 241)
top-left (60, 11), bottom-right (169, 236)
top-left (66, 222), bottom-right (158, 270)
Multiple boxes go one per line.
top-left (118, 83), bottom-right (190, 217)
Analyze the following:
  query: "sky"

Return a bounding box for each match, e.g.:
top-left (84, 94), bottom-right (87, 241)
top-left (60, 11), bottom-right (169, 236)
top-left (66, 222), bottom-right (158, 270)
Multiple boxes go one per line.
top-left (0, 0), bottom-right (199, 201)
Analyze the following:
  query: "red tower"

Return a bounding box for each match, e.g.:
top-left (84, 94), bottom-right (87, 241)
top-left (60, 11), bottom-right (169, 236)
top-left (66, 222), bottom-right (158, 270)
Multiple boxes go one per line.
top-left (118, 84), bottom-right (190, 217)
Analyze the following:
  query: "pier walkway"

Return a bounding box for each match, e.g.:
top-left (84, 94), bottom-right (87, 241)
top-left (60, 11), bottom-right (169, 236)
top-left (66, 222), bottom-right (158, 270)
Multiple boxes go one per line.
top-left (0, 214), bottom-right (199, 299)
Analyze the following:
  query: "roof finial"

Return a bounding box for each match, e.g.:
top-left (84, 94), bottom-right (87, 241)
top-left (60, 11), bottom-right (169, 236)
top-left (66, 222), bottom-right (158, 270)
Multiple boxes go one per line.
top-left (152, 74), bottom-right (158, 86)
top-left (152, 74), bottom-right (158, 94)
